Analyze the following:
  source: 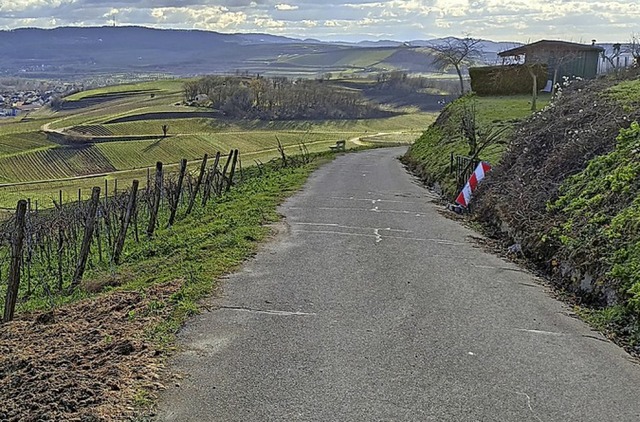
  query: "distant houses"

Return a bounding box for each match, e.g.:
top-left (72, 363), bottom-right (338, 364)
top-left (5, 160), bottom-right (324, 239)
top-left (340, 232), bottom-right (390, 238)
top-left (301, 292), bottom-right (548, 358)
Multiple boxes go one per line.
top-left (0, 89), bottom-right (56, 118)
top-left (0, 108), bottom-right (19, 117)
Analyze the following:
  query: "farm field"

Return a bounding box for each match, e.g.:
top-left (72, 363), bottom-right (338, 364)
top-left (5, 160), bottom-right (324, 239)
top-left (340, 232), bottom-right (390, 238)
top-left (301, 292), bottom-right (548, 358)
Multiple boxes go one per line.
top-left (0, 78), bottom-right (436, 208)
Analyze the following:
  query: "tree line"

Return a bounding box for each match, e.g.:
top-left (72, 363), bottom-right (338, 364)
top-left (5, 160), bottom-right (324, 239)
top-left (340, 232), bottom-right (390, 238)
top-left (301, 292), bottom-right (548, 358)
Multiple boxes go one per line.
top-left (183, 75), bottom-right (390, 120)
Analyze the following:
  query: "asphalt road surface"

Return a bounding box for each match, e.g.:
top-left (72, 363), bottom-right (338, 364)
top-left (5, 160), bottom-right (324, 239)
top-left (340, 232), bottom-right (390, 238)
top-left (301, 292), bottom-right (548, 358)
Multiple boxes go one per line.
top-left (156, 147), bottom-right (640, 421)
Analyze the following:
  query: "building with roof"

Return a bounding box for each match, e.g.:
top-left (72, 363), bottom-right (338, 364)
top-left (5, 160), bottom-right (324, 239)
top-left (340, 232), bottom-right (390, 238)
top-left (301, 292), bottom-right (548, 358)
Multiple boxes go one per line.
top-left (498, 40), bottom-right (604, 81)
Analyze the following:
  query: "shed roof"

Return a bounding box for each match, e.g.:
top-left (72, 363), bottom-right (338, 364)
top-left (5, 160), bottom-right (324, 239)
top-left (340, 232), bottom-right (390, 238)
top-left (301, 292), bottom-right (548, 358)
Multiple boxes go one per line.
top-left (498, 40), bottom-right (604, 57)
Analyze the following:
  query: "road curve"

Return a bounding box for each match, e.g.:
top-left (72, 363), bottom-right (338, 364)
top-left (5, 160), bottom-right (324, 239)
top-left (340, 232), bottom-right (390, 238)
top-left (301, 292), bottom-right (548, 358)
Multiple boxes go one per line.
top-left (156, 147), bottom-right (640, 421)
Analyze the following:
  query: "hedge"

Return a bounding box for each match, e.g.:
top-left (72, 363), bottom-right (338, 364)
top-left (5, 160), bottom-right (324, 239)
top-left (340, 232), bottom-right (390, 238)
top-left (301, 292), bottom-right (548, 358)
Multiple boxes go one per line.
top-left (469, 64), bottom-right (548, 96)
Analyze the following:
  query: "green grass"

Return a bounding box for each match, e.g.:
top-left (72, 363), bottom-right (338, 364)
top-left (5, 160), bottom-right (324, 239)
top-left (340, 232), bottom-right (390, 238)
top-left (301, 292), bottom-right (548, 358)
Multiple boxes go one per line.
top-left (64, 79), bottom-right (185, 101)
top-left (473, 94), bottom-right (550, 126)
top-left (0, 116), bottom-right (56, 138)
top-left (405, 94), bottom-right (548, 198)
top-left (105, 118), bottom-right (214, 135)
top-left (335, 49), bottom-right (396, 67)
top-left (279, 48), bottom-right (396, 69)
top-left (606, 79), bottom-right (640, 105)
top-left (7, 157), bottom-right (327, 330)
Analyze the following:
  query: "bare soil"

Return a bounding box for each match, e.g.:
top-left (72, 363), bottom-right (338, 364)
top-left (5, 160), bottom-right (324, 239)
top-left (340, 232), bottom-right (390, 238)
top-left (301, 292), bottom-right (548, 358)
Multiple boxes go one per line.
top-left (0, 281), bottom-right (182, 421)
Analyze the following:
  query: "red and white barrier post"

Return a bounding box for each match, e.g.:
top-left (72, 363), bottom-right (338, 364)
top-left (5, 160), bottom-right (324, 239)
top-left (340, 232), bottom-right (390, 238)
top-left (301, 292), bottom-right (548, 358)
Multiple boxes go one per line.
top-left (455, 162), bottom-right (491, 208)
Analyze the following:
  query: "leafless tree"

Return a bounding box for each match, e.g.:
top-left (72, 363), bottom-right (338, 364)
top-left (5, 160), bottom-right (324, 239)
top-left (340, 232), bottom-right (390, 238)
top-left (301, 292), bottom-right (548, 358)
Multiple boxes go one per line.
top-left (602, 43), bottom-right (623, 72)
top-left (629, 33), bottom-right (640, 66)
top-left (430, 36), bottom-right (484, 96)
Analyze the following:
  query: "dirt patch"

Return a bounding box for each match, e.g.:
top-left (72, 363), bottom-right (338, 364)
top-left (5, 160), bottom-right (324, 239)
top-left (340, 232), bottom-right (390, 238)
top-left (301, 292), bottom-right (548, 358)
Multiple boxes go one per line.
top-left (56, 91), bottom-right (160, 111)
top-left (105, 111), bottom-right (223, 124)
top-left (0, 281), bottom-right (182, 421)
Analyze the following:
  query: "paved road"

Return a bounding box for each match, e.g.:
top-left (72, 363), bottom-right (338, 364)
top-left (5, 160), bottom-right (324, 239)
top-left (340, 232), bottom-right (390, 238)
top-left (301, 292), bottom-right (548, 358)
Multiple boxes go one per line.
top-left (156, 148), bottom-right (640, 421)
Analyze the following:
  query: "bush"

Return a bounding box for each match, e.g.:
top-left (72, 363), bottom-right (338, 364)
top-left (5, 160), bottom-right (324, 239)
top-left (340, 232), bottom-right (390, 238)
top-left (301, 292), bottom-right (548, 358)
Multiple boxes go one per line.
top-left (469, 64), bottom-right (547, 96)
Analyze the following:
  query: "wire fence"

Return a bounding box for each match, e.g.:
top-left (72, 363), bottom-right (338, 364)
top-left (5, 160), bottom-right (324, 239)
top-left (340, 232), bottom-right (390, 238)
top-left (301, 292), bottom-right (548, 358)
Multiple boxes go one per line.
top-left (0, 149), bottom-right (248, 322)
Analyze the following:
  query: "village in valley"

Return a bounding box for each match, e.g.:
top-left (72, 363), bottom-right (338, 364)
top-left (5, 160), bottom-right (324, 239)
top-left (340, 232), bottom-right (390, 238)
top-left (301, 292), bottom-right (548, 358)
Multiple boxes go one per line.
top-left (0, 83), bottom-right (79, 117)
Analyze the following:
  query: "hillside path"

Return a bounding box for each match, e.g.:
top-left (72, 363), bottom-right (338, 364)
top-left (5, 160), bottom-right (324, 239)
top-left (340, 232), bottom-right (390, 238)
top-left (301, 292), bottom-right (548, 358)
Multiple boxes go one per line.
top-left (156, 147), bottom-right (640, 421)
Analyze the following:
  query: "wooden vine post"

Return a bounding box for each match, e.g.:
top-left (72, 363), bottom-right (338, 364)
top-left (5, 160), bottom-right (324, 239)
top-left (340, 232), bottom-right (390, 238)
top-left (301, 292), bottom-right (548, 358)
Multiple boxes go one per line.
top-left (218, 150), bottom-right (234, 195)
top-left (71, 186), bottom-right (100, 289)
top-left (3, 200), bottom-right (28, 323)
top-left (202, 151), bottom-right (221, 206)
top-left (528, 65), bottom-right (538, 112)
top-left (147, 162), bottom-right (163, 238)
top-left (168, 159), bottom-right (188, 227)
top-left (186, 154), bottom-right (208, 215)
top-left (226, 149), bottom-right (239, 192)
top-left (112, 180), bottom-right (139, 265)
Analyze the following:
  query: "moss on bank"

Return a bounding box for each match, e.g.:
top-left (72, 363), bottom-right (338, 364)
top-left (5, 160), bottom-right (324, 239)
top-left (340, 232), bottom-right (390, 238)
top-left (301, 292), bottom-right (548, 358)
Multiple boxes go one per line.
top-left (550, 121), bottom-right (640, 347)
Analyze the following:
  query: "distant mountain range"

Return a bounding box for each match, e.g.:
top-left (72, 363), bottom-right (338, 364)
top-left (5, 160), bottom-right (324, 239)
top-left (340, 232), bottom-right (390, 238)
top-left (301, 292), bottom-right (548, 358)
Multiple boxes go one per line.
top-left (0, 26), bottom-right (520, 79)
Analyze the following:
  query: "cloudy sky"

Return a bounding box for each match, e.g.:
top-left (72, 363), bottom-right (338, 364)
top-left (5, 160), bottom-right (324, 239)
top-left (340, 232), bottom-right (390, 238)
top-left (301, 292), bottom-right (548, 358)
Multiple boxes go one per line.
top-left (1, 1), bottom-right (638, 43)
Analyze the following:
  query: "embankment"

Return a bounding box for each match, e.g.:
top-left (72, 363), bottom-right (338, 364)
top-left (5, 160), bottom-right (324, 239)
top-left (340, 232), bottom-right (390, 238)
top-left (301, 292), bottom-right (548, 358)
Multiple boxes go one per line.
top-left (404, 69), bottom-right (640, 349)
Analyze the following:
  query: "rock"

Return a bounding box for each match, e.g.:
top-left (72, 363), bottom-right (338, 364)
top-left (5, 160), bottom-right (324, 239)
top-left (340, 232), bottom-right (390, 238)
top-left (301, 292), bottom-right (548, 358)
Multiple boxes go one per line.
top-left (507, 243), bottom-right (522, 255)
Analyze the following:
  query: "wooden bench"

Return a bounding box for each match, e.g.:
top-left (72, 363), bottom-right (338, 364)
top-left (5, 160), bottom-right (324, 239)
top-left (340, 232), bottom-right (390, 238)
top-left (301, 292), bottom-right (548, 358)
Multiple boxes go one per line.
top-left (329, 140), bottom-right (346, 152)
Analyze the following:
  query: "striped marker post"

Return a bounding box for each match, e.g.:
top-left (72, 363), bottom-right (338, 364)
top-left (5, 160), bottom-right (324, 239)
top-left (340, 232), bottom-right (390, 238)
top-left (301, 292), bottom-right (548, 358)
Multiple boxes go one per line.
top-left (455, 162), bottom-right (492, 208)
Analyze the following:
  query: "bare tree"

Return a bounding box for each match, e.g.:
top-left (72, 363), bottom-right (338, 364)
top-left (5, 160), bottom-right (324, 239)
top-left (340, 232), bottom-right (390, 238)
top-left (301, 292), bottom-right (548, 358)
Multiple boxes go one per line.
top-left (602, 43), bottom-right (622, 73)
top-left (430, 36), bottom-right (484, 96)
top-left (629, 33), bottom-right (640, 66)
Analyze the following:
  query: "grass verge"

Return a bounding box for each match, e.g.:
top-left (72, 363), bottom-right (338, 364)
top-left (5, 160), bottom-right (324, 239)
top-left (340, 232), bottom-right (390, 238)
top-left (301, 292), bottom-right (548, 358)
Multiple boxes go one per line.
top-left (0, 154), bottom-right (330, 421)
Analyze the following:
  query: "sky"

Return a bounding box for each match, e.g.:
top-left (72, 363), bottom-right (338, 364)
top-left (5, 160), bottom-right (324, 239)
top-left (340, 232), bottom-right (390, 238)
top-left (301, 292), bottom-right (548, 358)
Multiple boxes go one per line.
top-left (1, 1), bottom-right (639, 43)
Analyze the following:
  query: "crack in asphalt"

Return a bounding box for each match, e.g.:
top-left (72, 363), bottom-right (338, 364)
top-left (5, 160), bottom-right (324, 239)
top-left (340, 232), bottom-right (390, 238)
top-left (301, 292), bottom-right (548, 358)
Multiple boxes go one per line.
top-left (218, 305), bottom-right (316, 317)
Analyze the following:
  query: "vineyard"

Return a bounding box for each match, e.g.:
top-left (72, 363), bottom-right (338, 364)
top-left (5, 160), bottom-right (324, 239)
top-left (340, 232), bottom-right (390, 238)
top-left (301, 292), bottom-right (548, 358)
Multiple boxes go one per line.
top-left (0, 142), bottom-right (322, 421)
top-left (69, 125), bottom-right (114, 136)
top-left (0, 144), bottom-right (313, 322)
top-left (0, 132), bottom-right (54, 156)
top-left (0, 146), bottom-right (115, 183)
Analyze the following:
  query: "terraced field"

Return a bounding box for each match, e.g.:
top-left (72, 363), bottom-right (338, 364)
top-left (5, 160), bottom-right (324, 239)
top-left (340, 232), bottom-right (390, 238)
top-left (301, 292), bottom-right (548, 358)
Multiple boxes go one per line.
top-left (279, 48), bottom-right (397, 69)
top-left (0, 146), bottom-right (115, 183)
top-left (0, 132), bottom-right (54, 155)
top-left (0, 78), bottom-right (436, 208)
top-left (70, 125), bottom-right (114, 136)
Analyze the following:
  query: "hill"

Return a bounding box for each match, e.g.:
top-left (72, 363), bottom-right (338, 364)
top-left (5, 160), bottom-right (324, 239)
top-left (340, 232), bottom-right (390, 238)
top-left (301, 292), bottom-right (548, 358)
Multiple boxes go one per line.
top-left (0, 27), bottom-right (503, 79)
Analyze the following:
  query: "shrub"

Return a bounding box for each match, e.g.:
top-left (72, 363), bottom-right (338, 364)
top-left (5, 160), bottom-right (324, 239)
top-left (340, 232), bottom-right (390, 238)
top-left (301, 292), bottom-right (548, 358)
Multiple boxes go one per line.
top-left (469, 64), bottom-right (547, 96)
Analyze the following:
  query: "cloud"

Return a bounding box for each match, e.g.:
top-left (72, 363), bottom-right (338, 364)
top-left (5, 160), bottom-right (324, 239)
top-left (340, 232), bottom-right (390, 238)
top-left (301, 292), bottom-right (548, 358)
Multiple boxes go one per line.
top-left (0, 0), bottom-right (639, 43)
top-left (254, 16), bottom-right (285, 28)
top-left (274, 4), bottom-right (298, 11)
